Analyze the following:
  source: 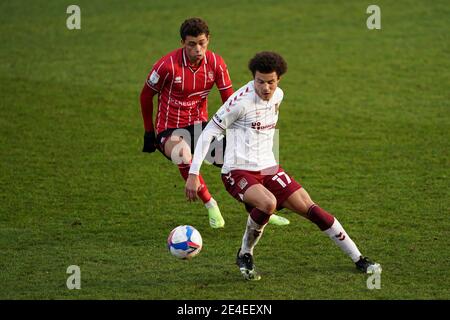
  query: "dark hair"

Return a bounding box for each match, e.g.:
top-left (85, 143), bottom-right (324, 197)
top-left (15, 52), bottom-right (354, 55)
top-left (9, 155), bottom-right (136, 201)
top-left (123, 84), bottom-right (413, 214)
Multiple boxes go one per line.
top-left (180, 18), bottom-right (210, 40)
top-left (248, 51), bottom-right (287, 78)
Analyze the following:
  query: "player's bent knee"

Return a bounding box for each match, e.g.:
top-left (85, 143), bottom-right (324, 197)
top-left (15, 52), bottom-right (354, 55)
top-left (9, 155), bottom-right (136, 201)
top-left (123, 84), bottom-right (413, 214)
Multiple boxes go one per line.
top-left (261, 200), bottom-right (276, 215)
top-left (178, 146), bottom-right (192, 164)
top-left (166, 140), bottom-right (192, 165)
top-left (264, 192), bottom-right (277, 214)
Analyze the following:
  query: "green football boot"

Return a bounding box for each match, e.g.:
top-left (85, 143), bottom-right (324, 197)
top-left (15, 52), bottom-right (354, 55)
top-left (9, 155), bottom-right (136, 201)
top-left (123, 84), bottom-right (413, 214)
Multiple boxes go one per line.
top-left (268, 214), bottom-right (290, 226)
top-left (207, 205), bottom-right (225, 228)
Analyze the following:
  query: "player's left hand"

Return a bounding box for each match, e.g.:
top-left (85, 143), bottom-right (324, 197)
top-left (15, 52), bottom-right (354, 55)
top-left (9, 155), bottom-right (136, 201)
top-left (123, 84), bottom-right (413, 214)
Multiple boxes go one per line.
top-left (185, 174), bottom-right (201, 201)
top-left (142, 131), bottom-right (157, 153)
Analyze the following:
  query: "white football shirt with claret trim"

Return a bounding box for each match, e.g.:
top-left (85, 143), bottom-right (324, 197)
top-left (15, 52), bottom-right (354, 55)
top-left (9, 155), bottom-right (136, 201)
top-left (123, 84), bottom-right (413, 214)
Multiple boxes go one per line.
top-left (211, 80), bottom-right (283, 173)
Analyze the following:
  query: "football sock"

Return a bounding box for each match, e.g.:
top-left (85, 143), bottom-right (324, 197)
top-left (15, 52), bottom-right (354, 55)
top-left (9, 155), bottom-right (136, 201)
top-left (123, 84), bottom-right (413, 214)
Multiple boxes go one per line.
top-left (178, 164), bottom-right (212, 203)
top-left (250, 207), bottom-right (271, 225)
top-left (240, 209), bottom-right (269, 256)
top-left (196, 174), bottom-right (212, 203)
top-left (324, 218), bottom-right (362, 262)
top-left (204, 198), bottom-right (217, 209)
top-left (307, 204), bottom-right (362, 262)
top-left (306, 204), bottom-right (335, 230)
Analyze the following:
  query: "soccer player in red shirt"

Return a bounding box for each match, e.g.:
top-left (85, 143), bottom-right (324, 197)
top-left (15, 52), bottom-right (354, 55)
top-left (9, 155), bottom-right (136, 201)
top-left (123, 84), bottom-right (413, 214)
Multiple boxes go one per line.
top-left (140, 18), bottom-right (290, 228)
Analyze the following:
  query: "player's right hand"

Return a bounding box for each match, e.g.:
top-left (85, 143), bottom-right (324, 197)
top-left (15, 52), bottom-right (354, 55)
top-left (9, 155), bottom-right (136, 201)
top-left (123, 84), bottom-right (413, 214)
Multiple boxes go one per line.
top-left (185, 174), bottom-right (201, 202)
top-left (142, 131), bottom-right (157, 153)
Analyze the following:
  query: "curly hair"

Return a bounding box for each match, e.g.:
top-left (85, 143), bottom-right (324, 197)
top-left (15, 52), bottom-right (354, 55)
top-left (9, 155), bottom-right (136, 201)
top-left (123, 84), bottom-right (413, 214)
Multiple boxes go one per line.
top-left (179, 18), bottom-right (210, 40)
top-left (248, 51), bottom-right (287, 78)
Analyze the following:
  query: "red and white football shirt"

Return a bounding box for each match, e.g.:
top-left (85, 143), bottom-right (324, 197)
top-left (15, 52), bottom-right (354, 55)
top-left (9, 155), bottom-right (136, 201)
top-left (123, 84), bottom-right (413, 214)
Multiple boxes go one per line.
top-left (145, 48), bottom-right (232, 134)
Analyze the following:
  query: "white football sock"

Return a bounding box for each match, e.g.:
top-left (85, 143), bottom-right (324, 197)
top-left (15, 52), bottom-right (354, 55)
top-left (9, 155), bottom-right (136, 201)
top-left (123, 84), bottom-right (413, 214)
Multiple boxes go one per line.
top-left (204, 198), bottom-right (217, 209)
top-left (323, 218), bottom-right (362, 262)
top-left (241, 216), bottom-right (266, 256)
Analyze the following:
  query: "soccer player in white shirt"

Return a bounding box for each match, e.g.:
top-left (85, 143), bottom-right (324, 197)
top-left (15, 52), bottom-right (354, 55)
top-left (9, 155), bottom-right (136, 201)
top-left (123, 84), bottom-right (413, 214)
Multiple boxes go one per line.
top-left (186, 52), bottom-right (381, 281)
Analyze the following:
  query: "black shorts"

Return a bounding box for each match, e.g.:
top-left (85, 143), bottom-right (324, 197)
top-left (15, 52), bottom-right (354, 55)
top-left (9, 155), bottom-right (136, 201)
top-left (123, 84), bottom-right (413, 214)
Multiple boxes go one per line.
top-left (156, 122), bottom-right (225, 168)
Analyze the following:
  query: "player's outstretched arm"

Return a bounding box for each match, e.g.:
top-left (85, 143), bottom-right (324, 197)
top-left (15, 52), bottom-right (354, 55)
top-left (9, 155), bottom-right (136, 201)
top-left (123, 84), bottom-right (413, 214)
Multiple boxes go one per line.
top-left (140, 84), bottom-right (158, 153)
top-left (185, 121), bottom-right (224, 201)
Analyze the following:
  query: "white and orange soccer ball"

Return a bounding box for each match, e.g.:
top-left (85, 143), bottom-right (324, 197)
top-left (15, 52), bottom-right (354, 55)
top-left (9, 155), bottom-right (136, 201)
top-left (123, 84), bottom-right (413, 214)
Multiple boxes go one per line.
top-left (167, 225), bottom-right (203, 259)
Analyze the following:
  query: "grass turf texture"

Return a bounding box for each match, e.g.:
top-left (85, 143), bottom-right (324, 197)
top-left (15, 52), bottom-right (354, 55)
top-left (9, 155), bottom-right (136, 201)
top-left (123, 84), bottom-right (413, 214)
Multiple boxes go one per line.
top-left (0, 0), bottom-right (449, 299)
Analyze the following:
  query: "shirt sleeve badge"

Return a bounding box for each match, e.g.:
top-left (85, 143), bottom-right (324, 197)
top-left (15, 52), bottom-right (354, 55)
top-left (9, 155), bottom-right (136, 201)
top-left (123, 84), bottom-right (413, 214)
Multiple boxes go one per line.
top-left (148, 70), bottom-right (160, 85)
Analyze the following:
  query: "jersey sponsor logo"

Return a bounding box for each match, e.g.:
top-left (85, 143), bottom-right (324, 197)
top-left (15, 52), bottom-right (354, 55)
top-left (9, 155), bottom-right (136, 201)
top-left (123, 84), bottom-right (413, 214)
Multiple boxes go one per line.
top-left (174, 76), bottom-right (182, 84)
top-left (251, 121), bottom-right (261, 129)
top-left (251, 121), bottom-right (276, 130)
top-left (171, 98), bottom-right (201, 107)
top-left (149, 70), bottom-right (160, 85)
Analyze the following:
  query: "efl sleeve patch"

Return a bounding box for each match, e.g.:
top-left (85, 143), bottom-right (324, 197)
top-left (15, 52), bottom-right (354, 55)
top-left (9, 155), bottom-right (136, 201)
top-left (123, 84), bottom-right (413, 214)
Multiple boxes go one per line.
top-left (148, 70), bottom-right (160, 85)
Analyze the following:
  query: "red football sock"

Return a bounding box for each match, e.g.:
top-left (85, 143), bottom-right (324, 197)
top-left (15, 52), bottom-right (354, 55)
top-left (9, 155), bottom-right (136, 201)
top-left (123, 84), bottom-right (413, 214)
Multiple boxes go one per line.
top-left (178, 164), bottom-right (212, 204)
top-left (250, 208), bottom-right (271, 226)
top-left (307, 204), bottom-right (335, 231)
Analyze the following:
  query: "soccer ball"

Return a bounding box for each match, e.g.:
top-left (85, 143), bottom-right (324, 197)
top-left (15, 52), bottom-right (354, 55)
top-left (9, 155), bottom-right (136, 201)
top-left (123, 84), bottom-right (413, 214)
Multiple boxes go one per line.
top-left (167, 225), bottom-right (202, 259)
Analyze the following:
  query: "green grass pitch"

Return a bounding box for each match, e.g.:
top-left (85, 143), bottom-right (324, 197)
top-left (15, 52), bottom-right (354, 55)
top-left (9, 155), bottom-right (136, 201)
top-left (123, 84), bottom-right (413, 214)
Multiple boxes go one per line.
top-left (0, 0), bottom-right (449, 299)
